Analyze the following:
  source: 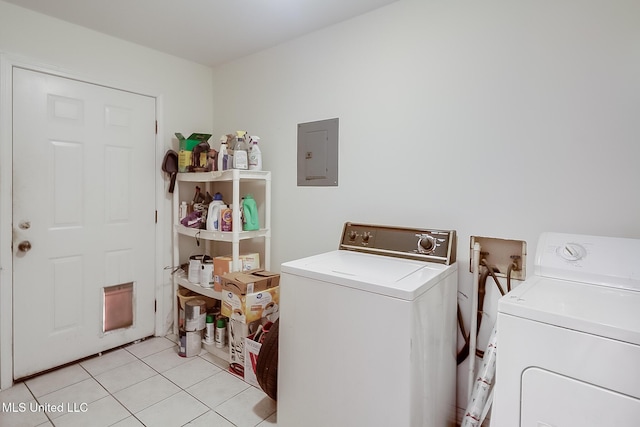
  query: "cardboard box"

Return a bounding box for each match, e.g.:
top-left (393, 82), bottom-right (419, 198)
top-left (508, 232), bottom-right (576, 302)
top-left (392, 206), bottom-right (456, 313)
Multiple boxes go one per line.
top-left (221, 286), bottom-right (280, 324)
top-left (175, 132), bottom-right (211, 172)
top-left (213, 253), bottom-right (261, 292)
top-left (176, 132), bottom-right (211, 151)
top-left (221, 269), bottom-right (279, 296)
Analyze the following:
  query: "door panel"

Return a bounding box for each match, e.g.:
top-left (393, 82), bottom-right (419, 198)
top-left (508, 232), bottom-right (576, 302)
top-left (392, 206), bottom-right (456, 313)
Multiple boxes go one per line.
top-left (12, 67), bottom-right (156, 379)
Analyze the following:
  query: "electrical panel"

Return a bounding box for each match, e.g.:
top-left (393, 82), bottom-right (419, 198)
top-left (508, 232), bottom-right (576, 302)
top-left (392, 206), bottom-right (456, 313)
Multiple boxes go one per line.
top-left (297, 118), bottom-right (338, 186)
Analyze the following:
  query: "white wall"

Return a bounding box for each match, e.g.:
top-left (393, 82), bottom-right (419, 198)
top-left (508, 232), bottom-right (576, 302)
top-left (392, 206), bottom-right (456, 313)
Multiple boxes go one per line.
top-left (210, 0), bottom-right (640, 412)
top-left (0, 0), bottom-right (213, 389)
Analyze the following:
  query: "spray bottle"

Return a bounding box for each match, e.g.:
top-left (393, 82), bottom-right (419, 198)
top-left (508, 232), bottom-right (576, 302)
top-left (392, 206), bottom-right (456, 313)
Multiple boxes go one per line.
top-left (233, 131), bottom-right (248, 170)
top-left (248, 136), bottom-right (262, 171)
top-left (217, 135), bottom-right (229, 171)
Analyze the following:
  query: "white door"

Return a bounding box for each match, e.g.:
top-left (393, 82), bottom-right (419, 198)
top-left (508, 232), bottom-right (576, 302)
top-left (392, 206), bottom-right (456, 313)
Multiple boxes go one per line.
top-left (12, 67), bottom-right (157, 380)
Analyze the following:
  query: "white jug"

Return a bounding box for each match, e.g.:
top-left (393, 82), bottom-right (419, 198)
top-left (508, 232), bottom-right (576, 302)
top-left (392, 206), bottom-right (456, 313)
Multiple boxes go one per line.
top-left (206, 193), bottom-right (225, 231)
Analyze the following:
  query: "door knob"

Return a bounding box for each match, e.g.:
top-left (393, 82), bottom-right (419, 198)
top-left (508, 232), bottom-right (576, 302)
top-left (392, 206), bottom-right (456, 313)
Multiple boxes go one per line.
top-left (17, 241), bottom-right (32, 252)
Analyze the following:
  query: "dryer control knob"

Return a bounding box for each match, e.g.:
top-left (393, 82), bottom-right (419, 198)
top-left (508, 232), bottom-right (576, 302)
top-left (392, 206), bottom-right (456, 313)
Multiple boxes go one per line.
top-left (558, 243), bottom-right (586, 261)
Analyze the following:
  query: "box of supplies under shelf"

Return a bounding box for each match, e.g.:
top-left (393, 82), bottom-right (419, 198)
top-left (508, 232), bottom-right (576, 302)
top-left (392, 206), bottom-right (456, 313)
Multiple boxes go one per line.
top-left (220, 269), bottom-right (279, 296)
top-left (212, 253), bottom-right (260, 291)
top-left (220, 270), bottom-right (280, 324)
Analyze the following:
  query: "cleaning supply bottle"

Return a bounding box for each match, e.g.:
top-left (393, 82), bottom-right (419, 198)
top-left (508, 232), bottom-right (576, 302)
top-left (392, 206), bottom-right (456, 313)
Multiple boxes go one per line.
top-left (179, 201), bottom-right (188, 221)
top-left (233, 131), bottom-right (248, 170)
top-left (220, 204), bottom-right (233, 231)
top-left (217, 135), bottom-right (229, 171)
top-left (248, 136), bottom-right (262, 171)
top-left (206, 192), bottom-right (225, 231)
top-left (204, 315), bottom-right (215, 344)
top-left (215, 317), bottom-right (227, 348)
top-left (242, 194), bottom-right (260, 231)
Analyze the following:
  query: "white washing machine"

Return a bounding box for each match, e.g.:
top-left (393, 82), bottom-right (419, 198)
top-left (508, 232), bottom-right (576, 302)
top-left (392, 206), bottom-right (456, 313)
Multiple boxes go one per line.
top-left (277, 223), bottom-right (458, 427)
top-left (491, 232), bottom-right (640, 427)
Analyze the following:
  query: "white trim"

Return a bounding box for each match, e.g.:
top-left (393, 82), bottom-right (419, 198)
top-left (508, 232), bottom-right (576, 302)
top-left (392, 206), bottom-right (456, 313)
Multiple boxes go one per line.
top-left (154, 94), bottom-right (169, 337)
top-left (0, 54), bottom-right (15, 391)
top-left (0, 52), bottom-right (166, 390)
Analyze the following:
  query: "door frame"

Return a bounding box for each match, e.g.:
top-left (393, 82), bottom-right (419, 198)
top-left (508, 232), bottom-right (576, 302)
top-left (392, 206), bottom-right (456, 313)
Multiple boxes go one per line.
top-left (0, 53), bottom-right (167, 389)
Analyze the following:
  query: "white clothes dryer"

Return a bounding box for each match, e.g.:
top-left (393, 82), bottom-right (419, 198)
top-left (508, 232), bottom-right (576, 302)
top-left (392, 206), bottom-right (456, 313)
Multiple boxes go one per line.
top-left (491, 232), bottom-right (640, 427)
top-left (277, 223), bottom-right (458, 427)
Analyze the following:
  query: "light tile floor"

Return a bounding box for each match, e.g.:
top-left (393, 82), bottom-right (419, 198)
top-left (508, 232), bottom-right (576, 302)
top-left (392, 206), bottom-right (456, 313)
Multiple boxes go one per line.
top-left (0, 336), bottom-right (277, 427)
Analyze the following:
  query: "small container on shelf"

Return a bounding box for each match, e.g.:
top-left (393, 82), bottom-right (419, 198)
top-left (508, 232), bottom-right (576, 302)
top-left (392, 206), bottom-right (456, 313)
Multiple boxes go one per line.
top-left (215, 317), bottom-right (227, 349)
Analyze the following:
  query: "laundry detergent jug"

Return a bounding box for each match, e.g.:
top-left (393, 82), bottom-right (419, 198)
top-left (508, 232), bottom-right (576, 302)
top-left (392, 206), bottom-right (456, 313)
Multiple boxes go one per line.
top-left (206, 192), bottom-right (225, 231)
top-left (242, 194), bottom-right (259, 231)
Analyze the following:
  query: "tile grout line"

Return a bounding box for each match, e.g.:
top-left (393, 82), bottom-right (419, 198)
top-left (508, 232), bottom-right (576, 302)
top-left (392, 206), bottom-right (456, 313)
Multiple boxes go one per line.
top-left (120, 337), bottom-right (231, 426)
top-left (81, 359), bottom-right (144, 427)
top-left (5, 336), bottom-right (275, 427)
top-left (22, 382), bottom-right (54, 426)
top-left (124, 337), bottom-right (254, 426)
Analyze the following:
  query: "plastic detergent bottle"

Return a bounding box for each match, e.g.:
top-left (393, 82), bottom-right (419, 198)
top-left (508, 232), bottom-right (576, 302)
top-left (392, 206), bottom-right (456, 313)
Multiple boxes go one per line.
top-left (217, 135), bottom-right (229, 171)
top-left (206, 192), bottom-right (225, 231)
top-left (220, 205), bottom-right (233, 231)
top-left (233, 131), bottom-right (248, 170)
top-left (242, 194), bottom-right (259, 231)
top-left (248, 136), bottom-right (262, 171)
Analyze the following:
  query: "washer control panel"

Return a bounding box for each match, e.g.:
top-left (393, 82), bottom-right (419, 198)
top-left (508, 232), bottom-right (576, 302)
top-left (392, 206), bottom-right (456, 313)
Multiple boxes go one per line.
top-left (339, 222), bottom-right (456, 265)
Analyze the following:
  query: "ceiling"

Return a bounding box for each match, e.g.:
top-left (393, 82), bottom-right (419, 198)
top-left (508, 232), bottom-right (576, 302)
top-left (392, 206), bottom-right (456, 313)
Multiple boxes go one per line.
top-left (5, 0), bottom-right (398, 68)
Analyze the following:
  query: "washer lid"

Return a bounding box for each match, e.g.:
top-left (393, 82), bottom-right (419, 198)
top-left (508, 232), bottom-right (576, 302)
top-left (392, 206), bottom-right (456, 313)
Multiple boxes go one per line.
top-left (281, 250), bottom-right (457, 300)
top-left (499, 276), bottom-right (640, 346)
